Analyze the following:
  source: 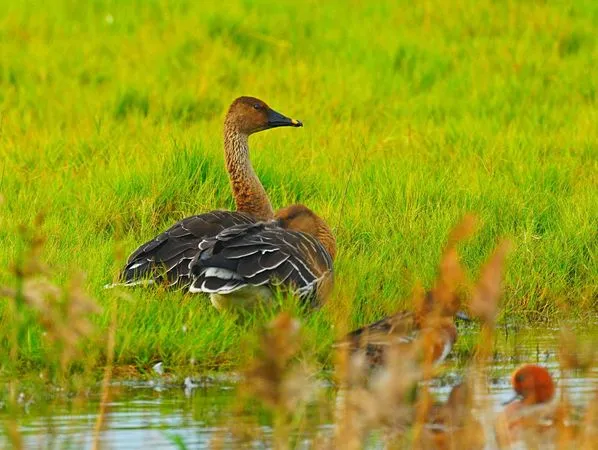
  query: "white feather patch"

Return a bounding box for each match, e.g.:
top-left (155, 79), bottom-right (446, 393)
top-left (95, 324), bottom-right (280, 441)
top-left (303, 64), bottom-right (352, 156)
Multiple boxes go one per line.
top-left (127, 261), bottom-right (145, 271)
top-left (203, 267), bottom-right (243, 280)
top-left (104, 279), bottom-right (156, 289)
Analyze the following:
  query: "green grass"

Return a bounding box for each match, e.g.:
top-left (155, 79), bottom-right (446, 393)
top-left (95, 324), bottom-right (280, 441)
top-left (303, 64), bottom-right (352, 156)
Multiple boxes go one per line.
top-left (0, 0), bottom-right (596, 374)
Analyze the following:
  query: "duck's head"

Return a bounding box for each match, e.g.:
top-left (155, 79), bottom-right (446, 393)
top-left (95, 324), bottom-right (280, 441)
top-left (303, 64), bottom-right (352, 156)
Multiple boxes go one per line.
top-left (226, 96), bottom-right (302, 135)
top-left (275, 204), bottom-right (336, 261)
top-left (506, 364), bottom-right (555, 405)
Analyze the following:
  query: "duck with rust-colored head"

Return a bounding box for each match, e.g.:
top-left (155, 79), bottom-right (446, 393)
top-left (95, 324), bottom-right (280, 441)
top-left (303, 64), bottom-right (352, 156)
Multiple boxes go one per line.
top-left (112, 97), bottom-right (302, 289)
top-left (496, 364), bottom-right (562, 447)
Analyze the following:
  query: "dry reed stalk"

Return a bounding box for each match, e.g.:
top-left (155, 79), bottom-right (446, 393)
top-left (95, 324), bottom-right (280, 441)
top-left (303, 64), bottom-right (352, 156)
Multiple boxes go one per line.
top-left (559, 328), bottom-right (596, 372)
top-left (331, 215), bottom-right (481, 448)
top-left (92, 307), bottom-right (117, 450)
top-left (4, 421), bottom-right (23, 450)
top-left (579, 391), bottom-right (598, 450)
top-left (332, 344), bottom-right (363, 450)
top-left (554, 328), bottom-right (597, 448)
top-left (432, 214), bottom-right (477, 290)
top-left (469, 240), bottom-right (511, 328)
top-left (229, 312), bottom-right (317, 448)
top-left (4, 382), bottom-right (24, 450)
top-left (469, 241), bottom-right (511, 448)
top-left (471, 240), bottom-right (511, 372)
top-left (333, 347), bottom-right (371, 450)
top-left (425, 214), bottom-right (477, 320)
top-left (2, 216), bottom-right (101, 377)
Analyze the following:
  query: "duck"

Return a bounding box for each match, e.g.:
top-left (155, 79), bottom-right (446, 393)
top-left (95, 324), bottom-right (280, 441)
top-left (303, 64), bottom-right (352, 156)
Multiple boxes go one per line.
top-left (337, 217), bottom-right (474, 369)
top-left (115, 97), bottom-right (302, 288)
top-left (495, 364), bottom-right (560, 447)
top-left (504, 364), bottom-right (556, 408)
top-left (188, 204), bottom-right (336, 310)
top-left (337, 289), bottom-right (468, 368)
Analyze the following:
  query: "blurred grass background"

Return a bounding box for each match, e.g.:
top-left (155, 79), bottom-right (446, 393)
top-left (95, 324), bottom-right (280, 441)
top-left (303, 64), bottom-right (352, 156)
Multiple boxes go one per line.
top-left (0, 0), bottom-right (596, 371)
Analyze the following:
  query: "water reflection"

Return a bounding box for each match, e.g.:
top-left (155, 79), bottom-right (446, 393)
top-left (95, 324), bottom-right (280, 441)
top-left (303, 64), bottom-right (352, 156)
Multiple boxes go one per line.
top-left (17, 380), bottom-right (237, 449)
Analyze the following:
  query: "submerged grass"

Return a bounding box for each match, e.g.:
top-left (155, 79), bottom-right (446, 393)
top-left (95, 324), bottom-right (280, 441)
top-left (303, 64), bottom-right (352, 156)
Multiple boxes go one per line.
top-left (0, 0), bottom-right (596, 377)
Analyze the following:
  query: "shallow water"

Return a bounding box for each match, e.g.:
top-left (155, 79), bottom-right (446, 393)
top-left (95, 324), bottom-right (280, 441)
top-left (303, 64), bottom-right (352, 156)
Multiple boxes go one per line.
top-left (11, 379), bottom-right (232, 449)
top-left (3, 327), bottom-right (597, 449)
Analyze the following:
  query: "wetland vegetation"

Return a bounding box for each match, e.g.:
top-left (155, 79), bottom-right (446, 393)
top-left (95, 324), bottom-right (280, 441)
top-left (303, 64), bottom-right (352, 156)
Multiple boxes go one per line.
top-left (0, 0), bottom-right (597, 447)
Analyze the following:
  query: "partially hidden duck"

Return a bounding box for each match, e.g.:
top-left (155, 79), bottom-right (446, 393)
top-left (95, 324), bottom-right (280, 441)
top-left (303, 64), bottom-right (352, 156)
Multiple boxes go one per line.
top-left (189, 204), bottom-right (336, 310)
top-left (496, 364), bottom-right (560, 447)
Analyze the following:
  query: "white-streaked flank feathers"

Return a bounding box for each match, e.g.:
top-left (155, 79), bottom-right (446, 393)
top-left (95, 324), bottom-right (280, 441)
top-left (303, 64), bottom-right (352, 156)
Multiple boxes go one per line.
top-left (117, 211), bottom-right (257, 289)
top-left (189, 220), bottom-right (334, 308)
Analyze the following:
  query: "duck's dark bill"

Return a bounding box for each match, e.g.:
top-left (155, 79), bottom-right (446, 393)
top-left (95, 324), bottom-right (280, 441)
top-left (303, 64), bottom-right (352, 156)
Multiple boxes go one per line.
top-left (267, 108), bottom-right (303, 128)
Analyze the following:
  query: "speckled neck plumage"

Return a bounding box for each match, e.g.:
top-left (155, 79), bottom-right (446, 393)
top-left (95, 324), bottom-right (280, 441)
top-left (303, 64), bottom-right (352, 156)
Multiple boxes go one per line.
top-left (223, 124), bottom-right (274, 221)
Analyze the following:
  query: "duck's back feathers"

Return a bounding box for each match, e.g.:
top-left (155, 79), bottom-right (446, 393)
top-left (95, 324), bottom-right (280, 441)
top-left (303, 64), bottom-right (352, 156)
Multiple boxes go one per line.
top-left (343, 311), bottom-right (418, 345)
top-left (119, 211), bottom-right (257, 288)
top-left (338, 307), bottom-right (458, 367)
top-left (189, 221), bottom-right (334, 307)
top-left (338, 311), bottom-right (419, 366)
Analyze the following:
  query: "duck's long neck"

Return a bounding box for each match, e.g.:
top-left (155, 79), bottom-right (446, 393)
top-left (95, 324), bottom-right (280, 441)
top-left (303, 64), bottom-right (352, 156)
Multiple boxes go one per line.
top-left (224, 126), bottom-right (274, 221)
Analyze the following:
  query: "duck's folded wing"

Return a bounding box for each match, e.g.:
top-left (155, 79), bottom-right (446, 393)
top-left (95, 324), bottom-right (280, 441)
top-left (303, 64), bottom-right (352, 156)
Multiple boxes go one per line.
top-left (340, 310), bottom-right (418, 348)
top-left (189, 223), bottom-right (334, 304)
top-left (333, 311), bottom-right (420, 368)
top-left (118, 211), bottom-right (256, 288)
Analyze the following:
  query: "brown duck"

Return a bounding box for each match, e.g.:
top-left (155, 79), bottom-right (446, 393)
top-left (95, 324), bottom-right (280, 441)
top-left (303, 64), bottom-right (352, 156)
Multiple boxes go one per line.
top-left (189, 204), bottom-right (336, 310)
top-left (337, 217), bottom-right (475, 367)
top-left (337, 288), bottom-right (468, 367)
top-left (117, 97), bottom-right (302, 288)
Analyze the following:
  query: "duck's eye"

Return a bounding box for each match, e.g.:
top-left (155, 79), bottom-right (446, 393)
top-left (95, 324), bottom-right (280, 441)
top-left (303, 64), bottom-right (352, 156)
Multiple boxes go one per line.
top-left (253, 104), bottom-right (261, 110)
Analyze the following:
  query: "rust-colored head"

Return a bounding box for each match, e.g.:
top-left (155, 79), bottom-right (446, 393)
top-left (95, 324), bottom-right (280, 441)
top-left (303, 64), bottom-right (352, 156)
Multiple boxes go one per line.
top-left (225, 96), bottom-right (302, 135)
top-left (509, 364), bottom-right (555, 405)
top-left (275, 204), bottom-right (337, 261)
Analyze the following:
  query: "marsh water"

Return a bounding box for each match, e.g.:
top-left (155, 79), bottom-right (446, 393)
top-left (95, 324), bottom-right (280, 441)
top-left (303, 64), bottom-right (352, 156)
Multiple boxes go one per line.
top-left (3, 327), bottom-right (598, 449)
